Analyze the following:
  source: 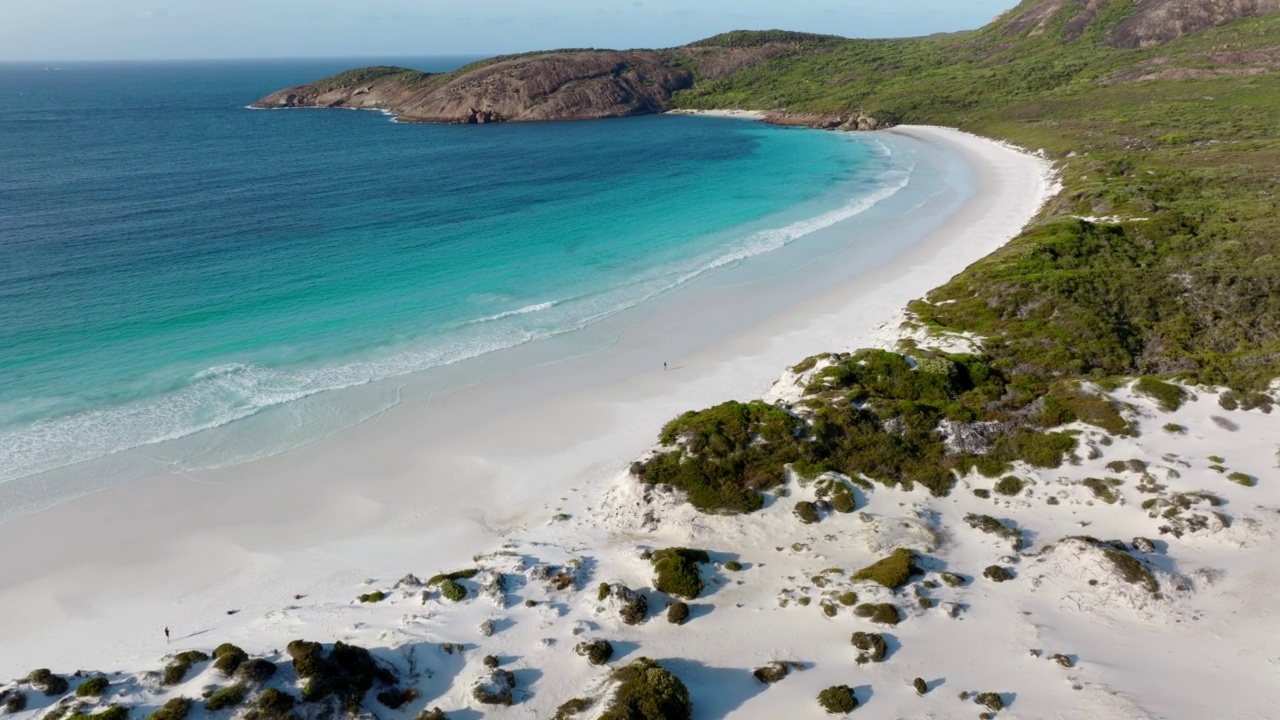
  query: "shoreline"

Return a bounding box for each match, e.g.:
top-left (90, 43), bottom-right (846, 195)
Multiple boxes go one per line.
top-left (0, 127), bottom-right (1056, 683)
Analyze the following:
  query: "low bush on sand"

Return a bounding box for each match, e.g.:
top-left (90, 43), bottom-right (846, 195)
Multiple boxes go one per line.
top-left (75, 678), bottom-right (108, 698)
top-left (853, 603), bottom-right (901, 625)
top-left (651, 548), bottom-right (710, 599)
top-left (28, 669), bottom-right (70, 696)
top-left (817, 685), bottom-right (858, 713)
top-left (599, 658), bottom-right (691, 720)
top-left (146, 698), bottom-right (190, 720)
top-left (211, 644), bottom-right (248, 677)
top-left (574, 640), bottom-right (614, 666)
top-left (852, 549), bottom-right (920, 589)
top-left (163, 652), bottom-right (210, 686)
top-left (204, 686), bottom-right (246, 712)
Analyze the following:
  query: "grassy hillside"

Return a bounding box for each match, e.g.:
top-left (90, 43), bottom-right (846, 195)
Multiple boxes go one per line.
top-left (674, 7), bottom-right (1280, 391)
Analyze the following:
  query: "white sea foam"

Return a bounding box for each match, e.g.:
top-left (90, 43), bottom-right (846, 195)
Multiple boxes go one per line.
top-left (467, 300), bottom-right (560, 324)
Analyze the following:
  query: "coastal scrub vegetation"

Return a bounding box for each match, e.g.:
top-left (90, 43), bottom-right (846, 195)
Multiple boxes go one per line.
top-left (146, 698), bottom-right (190, 720)
top-left (69, 706), bottom-right (129, 720)
top-left (28, 669), bottom-right (70, 696)
top-left (817, 685), bottom-right (858, 714)
top-left (651, 547), bottom-right (711, 599)
top-left (203, 685), bottom-right (246, 712)
top-left (674, 6), bottom-right (1280, 394)
top-left (211, 644), bottom-right (248, 677)
top-left (635, 350), bottom-right (1088, 513)
top-left (599, 658), bottom-right (692, 720)
top-left (75, 677), bottom-right (109, 698)
top-left (286, 640), bottom-right (396, 712)
top-left (853, 602), bottom-right (901, 625)
top-left (851, 549), bottom-right (920, 589)
top-left (162, 651), bottom-right (209, 686)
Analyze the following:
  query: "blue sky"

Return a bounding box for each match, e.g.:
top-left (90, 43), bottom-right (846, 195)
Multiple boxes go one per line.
top-left (0, 1), bottom-right (1020, 61)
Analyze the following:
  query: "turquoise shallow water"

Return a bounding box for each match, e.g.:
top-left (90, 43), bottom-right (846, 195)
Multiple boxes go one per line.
top-left (0, 59), bottom-right (905, 484)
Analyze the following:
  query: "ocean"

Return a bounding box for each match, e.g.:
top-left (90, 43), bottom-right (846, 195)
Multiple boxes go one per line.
top-left (0, 58), bottom-right (924, 504)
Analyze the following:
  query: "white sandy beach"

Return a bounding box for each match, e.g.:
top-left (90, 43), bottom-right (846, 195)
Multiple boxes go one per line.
top-left (11, 126), bottom-right (1273, 719)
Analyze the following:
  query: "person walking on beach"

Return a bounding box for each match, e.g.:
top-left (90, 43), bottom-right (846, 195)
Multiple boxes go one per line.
top-left (164, 627), bottom-right (170, 644)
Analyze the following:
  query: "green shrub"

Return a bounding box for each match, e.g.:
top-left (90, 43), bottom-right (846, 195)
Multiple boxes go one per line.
top-left (913, 677), bottom-right (928, 695)
top-left (603, 585), bottom-right (649, 625)
top-left (69, 706), bottom-right (129, 720)
top-left (1134, 378), bottom-right (1189, 412)
top-left (751, 662), bottom-right (794, 684)
top-left (831, 488), bottom-right (857, 513)
top-left (440, 579), bottom-right (467, 602)
top-left (287, 640), bottom-right (395, 710)
top-left (1045, 381), bottom-right (1134, 435)
top-left (483, 655), bottom-right (499, 669)
top-left (837, 591), bottom-right (859, 606)
top-left (724, 560), bottom-right (743, 572)
top-left (817, 685), bottom-right (858, 714)
top-left (851, 549), bottom-right (920, 589)
top-left (376, 686), bottom-right (417, 709)
top-left (667, 601), bottom-right (690, 625)
top-left (1099, 547), bottom-right (1159, 595)
top-left (1228, 471), bottom-right (1257, 487)
top-left (975, 692), bottom-right (1004, 711)
top-left (575, 640), bottom-right (614, 666)
top-left (794, 501), bottom-right (820, 524)
top-left (851, 631), bottom-right (888, 664)
top-left (853, 603), bottom-right (900, 625)
top-left (146, 698), bottom-right (190, 720)
top-left (414, 709), bottom-right (447, 720)
top-left (162, 651), bottom-right (210, 686)
top-left (554, 698), bottom-right (593, 719)
top-left (287, 640), bottom-right (326, 678)
top-left (983, 565), bottom-right (1014, 582)
top-left (598, 582), bottom-right (611, 601)
top-left (358, 590), bottom-right (387, 603)
top-left (651, 548), bottom-right (710, 599)
top-left (27, 669), bottom-right (70, 696)
top-left (634, 401), bottom-right (802, 513)
top-left (599, 658), bottom-right (691, 720)
top-left (426, 569), bottom-right (479, 586)
top-left (964, 513), bottom-right (1024, 550)
top-left (973, 488), bottom-right (991, 499)
top-left (233, 659), bottom-right (277, 684)
top-left (3, 691), bottom-right (28, 713)
top-left (76, 677), bottom-right (109, 698)
top-left (993, 476), bottom-right (1025, 496)
top-left (1163, 423), bottom-right (1185, 433)
top-left (256, 689), bottom-right (296, 719)
top-left (211, 644), bottom-right (248, 677)
top-left (940, 572), bottom-right (966, 587)
top-left (204, 685), bottom-right (246, 712)
top-left (1082, 477), bottom-right (1122, 504)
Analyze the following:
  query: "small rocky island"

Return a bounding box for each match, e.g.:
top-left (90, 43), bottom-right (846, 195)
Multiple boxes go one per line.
top-left (250, 32), bottom-right (886, 129)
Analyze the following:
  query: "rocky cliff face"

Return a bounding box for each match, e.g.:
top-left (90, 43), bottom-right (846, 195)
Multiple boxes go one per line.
top-left (1110, 0), bottom-right (1280, 47)
top-left (254, 52), bottom-right (694, 123)
top-left (996, 0), bottom-right (1280, 46)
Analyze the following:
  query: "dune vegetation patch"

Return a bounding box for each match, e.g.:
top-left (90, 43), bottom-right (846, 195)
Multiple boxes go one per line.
top-left (851, 549), bottom-right (921, 589)
top-left (599, 658), bottom-right (691, 720)
top-left (964, 514), bottom-right (1024, 550)
top-left (635, 350), bottom-right (1092, 513)
top-left (651, 547), bottom-right (710, 599)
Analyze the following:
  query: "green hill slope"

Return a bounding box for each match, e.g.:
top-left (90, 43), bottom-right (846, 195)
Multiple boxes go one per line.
top-left (675, 2), bottom-right (1280, 390)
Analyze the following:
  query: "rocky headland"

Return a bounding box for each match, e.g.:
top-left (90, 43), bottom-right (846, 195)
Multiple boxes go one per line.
top-left (250, 32), bottom-right (891, 130)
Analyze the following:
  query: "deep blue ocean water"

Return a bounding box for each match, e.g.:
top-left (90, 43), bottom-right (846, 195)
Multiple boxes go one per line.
top-left (0, 58), bottom-right (900, 484)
